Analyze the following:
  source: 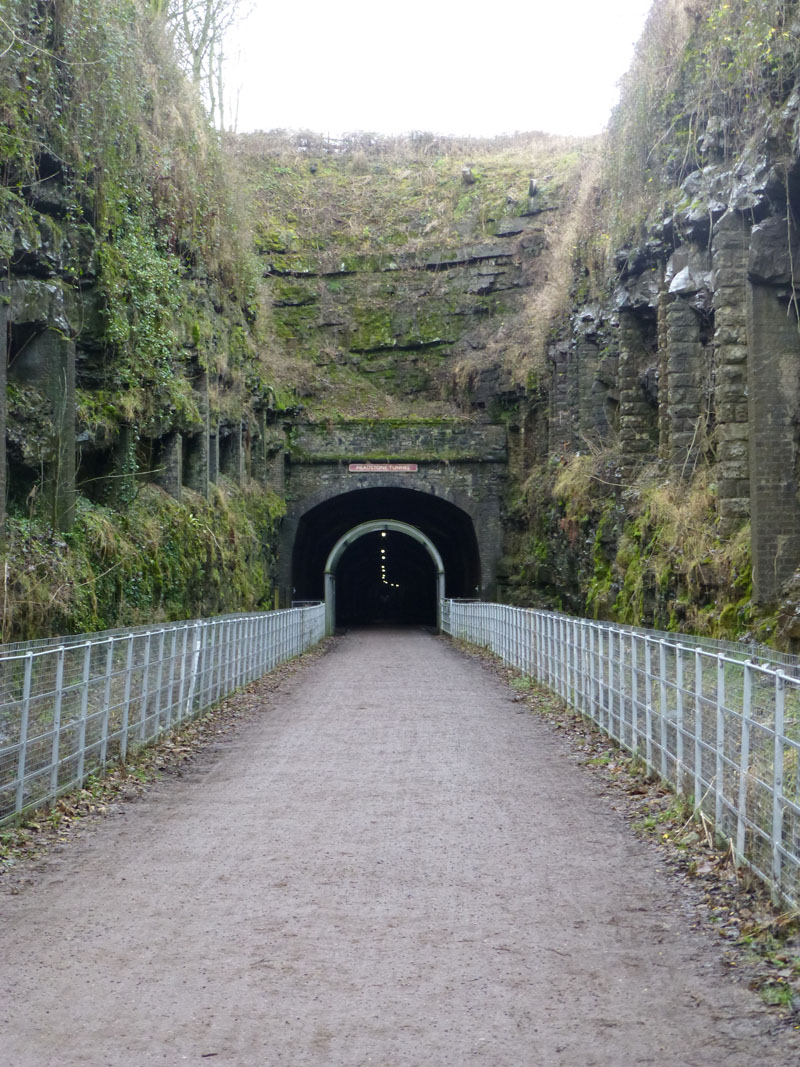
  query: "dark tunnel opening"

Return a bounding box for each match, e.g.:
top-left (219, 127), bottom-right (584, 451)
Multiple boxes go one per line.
top-left (291, 487), bottom-right (481, 627)
top-left (336, 531), bottom-right (437, 627)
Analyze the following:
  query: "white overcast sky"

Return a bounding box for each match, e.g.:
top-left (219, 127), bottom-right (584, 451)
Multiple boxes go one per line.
top-left (226, 0), bottom-right (656, 138)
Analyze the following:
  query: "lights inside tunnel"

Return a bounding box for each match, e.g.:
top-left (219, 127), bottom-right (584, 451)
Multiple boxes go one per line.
top-left (327, 528), bottom-right (429, 623)
top-left (290, 488), bottom-right (481, 626)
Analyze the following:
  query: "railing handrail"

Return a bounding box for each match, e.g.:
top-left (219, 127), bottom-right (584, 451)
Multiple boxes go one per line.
top-left (0, 605), bottom-right (317, 658)
top-left (466, 603), bottom-right (800, 674)
top-left (0, 604), bottom-right (326, 824)
top-left (441, 598), bottom-right (800, 907)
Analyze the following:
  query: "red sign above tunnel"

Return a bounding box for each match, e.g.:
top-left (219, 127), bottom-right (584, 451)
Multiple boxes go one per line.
top-left (348, 463), bottom-right (419, 473)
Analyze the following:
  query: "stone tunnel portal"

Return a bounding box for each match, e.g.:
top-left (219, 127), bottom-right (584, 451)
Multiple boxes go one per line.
top-left (290, 487), bottom-right (481, 628)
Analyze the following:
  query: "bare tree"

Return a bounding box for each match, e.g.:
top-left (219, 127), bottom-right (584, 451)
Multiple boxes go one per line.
top-left (159, 0), bottom-right (250, 130)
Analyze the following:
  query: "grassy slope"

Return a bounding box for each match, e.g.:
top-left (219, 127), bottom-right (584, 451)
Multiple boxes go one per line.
top-left (232, 131), bottom-right (592, 419)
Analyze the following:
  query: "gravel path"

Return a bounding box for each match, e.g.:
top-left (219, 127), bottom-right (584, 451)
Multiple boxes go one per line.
top-left (1, 628), bottom-right (798, 1066)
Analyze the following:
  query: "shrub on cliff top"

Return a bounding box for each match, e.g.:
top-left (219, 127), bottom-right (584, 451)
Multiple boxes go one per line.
top-left (603, 0), bottom-right (800, 244)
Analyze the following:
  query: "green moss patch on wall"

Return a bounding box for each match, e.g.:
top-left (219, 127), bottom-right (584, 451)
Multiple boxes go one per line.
top-left (503, 445), bottom-right (762, 643)
top-left (0, 483), bottom-right (284, 642)
top-left (232, 131), bottom-right (589, 419)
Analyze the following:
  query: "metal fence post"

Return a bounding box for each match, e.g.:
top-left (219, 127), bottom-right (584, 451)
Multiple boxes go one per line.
top-left (552, 614), bottom-right (558, 692)
top-left (619, 631), bottom-right (627, 746)
top-left (14, 652), bottom-right (34, 814)
top-left (631, 633), bottom-right (639, 755)
top-left (176, 624), bottom-right (190, 723)
top-left (736, 661), bottom-right (754, 860)
top-left (694, 648), bottom-right (703, 807)
top-left (199, 620), bottom-right (212, 710)
top-left (601, 627), bottom-right (605, 729)
top-left (151, 630), bottom-right (166, 741)
top-left (207, 621), bottom-right (218, 703)
top-left (235, 617), bottom-right (243, 688)
top-left (76, 640), bottom-right (92, 783)
top-left (256, 615), bottom-right (264, 674)
top-left (138, 631), bottom-right (153, 744)
top-left (120, 634), bottom-right (135, 761)
top-left (607, 628), bottom-right (615, 737)
top-left (165, 628), bottom-right (178, 730)
top-left (100, 637), bottom-right (114, 766)
top-left (675, 645), bottom-right (685, 793)
top-left (248, 616), bottom-right (256, 682)
top-left (184, 622), bottom-right (203, 718)
top-left (773, 671), bottom-right (786, 893)
top-left (226, 617), bottom-right (234, 693)
top-left (644, 637), bottom-right (653, 772)
top-left (225, 619), bottom-right (233, 698)
top-left (564, 616), bottom-right (570, 702)
top-left (659, 641), bottom-right (668, 780)
top-left (715, 654), bottom-right (725, 830)
top-left (48, 647), bottom-right (66, 802)
top-left (588, 625), bottom-right (596, 722)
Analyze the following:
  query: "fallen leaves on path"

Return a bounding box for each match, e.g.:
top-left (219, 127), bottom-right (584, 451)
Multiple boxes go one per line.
top-left (451, 635), bottom-right (800, 1028)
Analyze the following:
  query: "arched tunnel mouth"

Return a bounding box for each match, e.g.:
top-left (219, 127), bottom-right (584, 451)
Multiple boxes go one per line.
top-left (337, 530), bottom-right (437, 627)
top-left (291, 487), bottom-right (481, 629)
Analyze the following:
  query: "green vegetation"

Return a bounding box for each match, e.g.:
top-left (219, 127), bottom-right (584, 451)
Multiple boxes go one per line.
top-left (237, 131), bottom-right (583, 261)
top-left (0, 0), bottom-right (285, 640)
top-left (603, 0), bottom-right (800, 246)
top-left (1, 482), bottom-right (283, 641)
top-left (234, 130), bottom-right (591, 417)
top-left (498, 3), bottom-right (800, 645)
top-left (1, 0), bottom-right (274, 425)
top-left (504, 446), bottom-right (761, 641)
top-left (3, 0), bottom-right (799, 650)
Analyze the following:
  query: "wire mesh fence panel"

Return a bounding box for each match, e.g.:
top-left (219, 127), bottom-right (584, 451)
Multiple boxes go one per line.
top-left (0, 605), bottom-right (325, 824)
top-left (441, 599), bottom-right (800, 907)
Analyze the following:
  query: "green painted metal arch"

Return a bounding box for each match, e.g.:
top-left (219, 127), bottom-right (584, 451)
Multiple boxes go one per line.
top-left (324, 520), bottom-right (445, 634)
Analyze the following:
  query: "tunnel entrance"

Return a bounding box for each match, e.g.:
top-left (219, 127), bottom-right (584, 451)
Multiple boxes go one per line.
top-left (290, 487), bottom-right (480, 630)
top-left (324, 520), bottom-right (445, 633)
top-left (336, 530), bottom-right (437, 627)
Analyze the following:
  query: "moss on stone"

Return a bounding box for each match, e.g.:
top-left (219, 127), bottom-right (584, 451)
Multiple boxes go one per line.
top-left (0, 483), bottom-right (285, 642)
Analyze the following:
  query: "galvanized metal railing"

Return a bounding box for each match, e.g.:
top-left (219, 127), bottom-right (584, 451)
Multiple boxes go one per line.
top-left (0, 604), bottom-right (325, 824)
top-left (442, 599), bottom-right (800, 906)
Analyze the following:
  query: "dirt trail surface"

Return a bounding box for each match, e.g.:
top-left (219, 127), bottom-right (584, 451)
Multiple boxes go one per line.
top-left (2, 629), bottom-right (799, 1067)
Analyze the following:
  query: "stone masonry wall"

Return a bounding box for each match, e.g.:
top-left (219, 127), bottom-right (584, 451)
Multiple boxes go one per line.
top-left (535, 162), bottom-right (800, 612)
top-left (279, 420), bottom-right (508, 606)
top-left (712, 212), bottom-right (752, 528)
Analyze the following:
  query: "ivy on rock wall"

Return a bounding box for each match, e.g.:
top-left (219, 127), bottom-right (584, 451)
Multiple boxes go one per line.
top-left (0, 0), bottom-right (283, 640)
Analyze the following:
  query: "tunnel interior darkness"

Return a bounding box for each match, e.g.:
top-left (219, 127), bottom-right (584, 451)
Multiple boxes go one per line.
top-left (291, 487), bottom-right (481, 627)
top-left (336, 530), bottom-right (437, 626)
